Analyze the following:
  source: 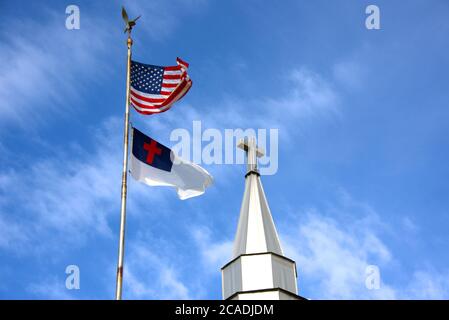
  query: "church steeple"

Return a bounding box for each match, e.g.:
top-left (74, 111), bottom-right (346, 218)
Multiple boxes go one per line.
top-left (221, 137), bottom-right (303, 300)
top-left (232, 137), bottom-right (283, 257)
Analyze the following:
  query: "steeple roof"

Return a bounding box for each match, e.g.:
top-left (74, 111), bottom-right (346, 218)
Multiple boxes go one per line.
top-left (232, 137), bottom-right (283, 257)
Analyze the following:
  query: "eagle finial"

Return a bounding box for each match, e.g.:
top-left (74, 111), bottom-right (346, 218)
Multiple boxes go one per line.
top-left (122, 6), bottom-right (141, 34)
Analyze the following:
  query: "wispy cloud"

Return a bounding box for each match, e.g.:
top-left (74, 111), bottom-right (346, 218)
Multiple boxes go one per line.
top-left (133, 65), bottom-right (340, 146)
top-left (283, 208), bottom-right (396, 299)
top-left (122, 0), bottom-right (207, 42)
top-left (26, 276), bottom-right (74, 300)
top-left (265, 68), bottom-right (340, 122)
top-left (333, 60), bottom-right (366, 90)
top-left (404, 270), bottom-right (449, 299)
top-left (124, 242), bottom-right (191, 299)
top-left (0, 213), bottom-right (29, 251)
top-left (281, 190), bottom-right (449, 299)
top-left (0, 7), bottom-right (112, 128)
top-left (192, 226), bottom-right (233, 271)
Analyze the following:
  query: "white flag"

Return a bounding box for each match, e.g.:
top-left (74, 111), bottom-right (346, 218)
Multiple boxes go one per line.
top-left (130, 128), bottom-right (213, 200)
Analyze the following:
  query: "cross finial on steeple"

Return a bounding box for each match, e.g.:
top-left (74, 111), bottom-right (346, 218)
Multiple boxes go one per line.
top-left (238, 137), bottom-right (264, 174)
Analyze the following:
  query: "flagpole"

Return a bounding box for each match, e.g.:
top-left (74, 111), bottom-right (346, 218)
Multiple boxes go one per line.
top-left (115, 30), bottom-right (133, 301)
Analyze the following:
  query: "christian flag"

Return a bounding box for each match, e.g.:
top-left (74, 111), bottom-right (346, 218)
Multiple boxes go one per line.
top-left (130, 128), bottom-right (213, 200)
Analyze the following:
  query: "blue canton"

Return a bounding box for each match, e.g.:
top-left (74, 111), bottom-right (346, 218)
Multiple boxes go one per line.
top-left (130, 61), bottom-right (164, 94)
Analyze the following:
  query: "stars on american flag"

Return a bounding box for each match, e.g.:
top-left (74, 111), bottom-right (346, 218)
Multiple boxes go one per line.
top-left (130, 62), bottom-right (164, 94)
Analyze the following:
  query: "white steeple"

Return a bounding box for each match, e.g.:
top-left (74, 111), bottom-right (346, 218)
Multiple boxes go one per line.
top-left (221, 137), bottom-right (302, 300)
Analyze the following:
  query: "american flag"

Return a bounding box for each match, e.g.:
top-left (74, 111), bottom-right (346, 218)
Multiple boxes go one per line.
top-left (129, 58), bottom-right (192, 115)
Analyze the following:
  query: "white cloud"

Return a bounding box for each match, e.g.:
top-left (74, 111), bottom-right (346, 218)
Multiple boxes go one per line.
top-left (27, 276), bottom-right (74, 300)
top-left (0, 8), bottom-right (112, 128)
top-left (122, 0), bottom-right (207, 41)
top-left (333, 60), bottom-right (365, 89)
top-left (403, 270), bottom-right (449, 299)
top-left (0, 118), bottom-right (119, 250)
top-left (401, 216), bottom-right (419, 233)
top-left (280, 190), bottom-right (449, 299)
top-left (124, 242), bottom-right (190, 299)
top-left (0, 214), bottom-right (29, 251)
top-left (282, 209), bottom-right (396, 299)
top-left (267, 68), bottom-right (340, 121)
top-left (192, 226), bottom-right (233, 271)
top-left (225, 67), bottom-right (339, 132)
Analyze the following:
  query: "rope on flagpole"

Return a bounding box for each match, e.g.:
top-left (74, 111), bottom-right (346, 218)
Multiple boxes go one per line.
top-left (115, 7), bottom-right (139, 300)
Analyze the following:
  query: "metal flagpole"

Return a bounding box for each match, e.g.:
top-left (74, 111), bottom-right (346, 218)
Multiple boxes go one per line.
top-left (115, 7), bottom-right (140, 300)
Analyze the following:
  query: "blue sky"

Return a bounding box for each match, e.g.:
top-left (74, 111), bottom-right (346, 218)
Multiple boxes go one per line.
top-left (1, 0), bottom-right (449, 299)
